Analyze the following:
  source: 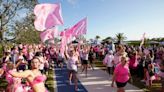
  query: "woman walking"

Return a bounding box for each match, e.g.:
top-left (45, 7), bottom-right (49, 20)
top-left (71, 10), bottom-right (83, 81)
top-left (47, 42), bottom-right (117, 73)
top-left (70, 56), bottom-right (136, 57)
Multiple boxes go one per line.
top-left (111, 56), bottom-right (132, 92)
top-left (65, 47), bottom-right (79, 91)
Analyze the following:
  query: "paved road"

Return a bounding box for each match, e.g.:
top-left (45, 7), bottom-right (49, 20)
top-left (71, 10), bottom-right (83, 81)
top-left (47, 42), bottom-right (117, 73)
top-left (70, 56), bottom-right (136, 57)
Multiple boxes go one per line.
top-left (54, 65), bottom-right (88, 92)
top-left (53, 65), bottom-right (144, 92)
top-left (78, 67), bottom-right (144, 92)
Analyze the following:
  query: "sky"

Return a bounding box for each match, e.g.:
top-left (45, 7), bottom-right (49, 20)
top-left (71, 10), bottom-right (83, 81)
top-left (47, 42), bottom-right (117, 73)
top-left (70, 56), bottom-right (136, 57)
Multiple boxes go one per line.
top-left (38, 0), bottom-right (164, 41)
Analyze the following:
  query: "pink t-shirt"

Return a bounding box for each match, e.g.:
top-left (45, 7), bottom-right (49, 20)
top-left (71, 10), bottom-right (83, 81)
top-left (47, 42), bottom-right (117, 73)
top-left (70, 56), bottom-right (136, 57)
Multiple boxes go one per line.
top-left (129, 56), bottom-right (138, 69)
top-left (114, 64), bottom-right (130, 83)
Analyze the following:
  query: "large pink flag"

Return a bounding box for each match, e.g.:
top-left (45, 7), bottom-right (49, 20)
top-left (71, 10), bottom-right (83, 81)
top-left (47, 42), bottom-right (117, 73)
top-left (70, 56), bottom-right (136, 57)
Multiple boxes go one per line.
top-left (76, 18), bottom-right (87, 36)
top-left (60, 28), bottom-right (73, 43)
top-left (59, 18), bottom-right (87, 41)
top-left (40, 30), bottom-right (53, 42)
top-left (70, 17), bottom-right (87, 37)
top-left (40, 27), bottom-right (58, 42)
top-left (34, 3), bottom-right (64, 31)
top-left (51, 27), bottom-right (59, 37)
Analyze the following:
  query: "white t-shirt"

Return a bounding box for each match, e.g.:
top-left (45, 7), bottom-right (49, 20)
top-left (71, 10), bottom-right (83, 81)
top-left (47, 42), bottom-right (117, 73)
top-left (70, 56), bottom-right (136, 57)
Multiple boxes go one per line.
top-left (83, 52), bottom-right (88, 60)
top-left (67, 56), bottom-right (78, 71)
top-left (105, 55), bottom-right (114, 67)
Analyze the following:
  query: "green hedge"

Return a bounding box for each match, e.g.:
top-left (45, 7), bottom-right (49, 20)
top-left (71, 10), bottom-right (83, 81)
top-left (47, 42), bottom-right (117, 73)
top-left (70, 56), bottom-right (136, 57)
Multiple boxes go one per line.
top-left (0, 45), bottom-right (3, 58)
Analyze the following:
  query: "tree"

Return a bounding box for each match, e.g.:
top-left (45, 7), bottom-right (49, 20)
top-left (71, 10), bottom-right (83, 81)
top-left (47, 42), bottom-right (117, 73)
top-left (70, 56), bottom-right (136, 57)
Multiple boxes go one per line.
top-left (115, 33), bottom-right (127, 44)
top-left (95, 35), bottom-right (100, 40)
top-left (160, 38), bottom-right (164, 41)
top-left (14, 30), bottom-right (40, 44)
top-left (0, 0), bottom-right (37, 41)
top-left (8, 13), bottom-right (40, 44)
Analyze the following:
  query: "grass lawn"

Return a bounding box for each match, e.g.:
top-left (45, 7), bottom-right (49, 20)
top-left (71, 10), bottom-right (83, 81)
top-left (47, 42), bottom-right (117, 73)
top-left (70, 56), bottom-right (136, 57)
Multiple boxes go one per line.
top-left (0, 69), bottom-right (55, 92)
top-left (0, 77), bottom-right (7, 91)
top-left (93, 60), bottom-right (162, 92)
top-left (46, 69), bottom-right (55, 92)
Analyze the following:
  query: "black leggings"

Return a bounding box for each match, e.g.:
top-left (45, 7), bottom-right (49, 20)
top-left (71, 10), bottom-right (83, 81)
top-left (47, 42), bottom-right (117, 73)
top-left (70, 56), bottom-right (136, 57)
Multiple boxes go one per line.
top-left (107, 67), bottom-right (113, 74)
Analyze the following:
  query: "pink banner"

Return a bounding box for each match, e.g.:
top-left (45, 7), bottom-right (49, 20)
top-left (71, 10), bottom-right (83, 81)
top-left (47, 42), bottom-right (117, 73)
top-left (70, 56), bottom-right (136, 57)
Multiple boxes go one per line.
top-left (71, 17), bottom-right (87, 37)
top-left (60, 28), bottom-right (73, 43)
top-left (34, 3), bottom-right (64, 31)
top-left (60, 18), bottom-right (87, 37)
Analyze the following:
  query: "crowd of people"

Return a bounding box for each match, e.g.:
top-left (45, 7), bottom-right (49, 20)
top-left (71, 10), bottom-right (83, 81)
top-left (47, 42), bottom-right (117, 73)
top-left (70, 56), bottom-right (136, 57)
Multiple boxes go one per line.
top-left (103, 42), bottom-right (164, 92)
top-left (0, 42), bottom-right (163, 92)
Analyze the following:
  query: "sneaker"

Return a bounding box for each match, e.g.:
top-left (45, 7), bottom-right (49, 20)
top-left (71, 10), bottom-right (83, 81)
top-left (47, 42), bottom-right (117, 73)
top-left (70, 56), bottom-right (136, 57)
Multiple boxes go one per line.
top-left (69, 81), bottom-right (72, 85)
top-left (75, 88), bottom-right (80, 92)
top-left (140, 79), bottom-right (145, 82)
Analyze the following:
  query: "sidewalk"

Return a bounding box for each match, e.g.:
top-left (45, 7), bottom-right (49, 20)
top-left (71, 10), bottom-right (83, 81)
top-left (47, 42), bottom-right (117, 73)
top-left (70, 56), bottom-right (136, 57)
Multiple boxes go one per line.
top-left (77, 67), bottom-right (144, 92)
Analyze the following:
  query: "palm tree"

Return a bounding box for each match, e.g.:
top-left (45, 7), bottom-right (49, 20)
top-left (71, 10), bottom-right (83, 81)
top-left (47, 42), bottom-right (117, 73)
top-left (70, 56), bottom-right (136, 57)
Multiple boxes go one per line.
top-left (115, 33), bottom-right (127, 44)
top-left (95, 35), bottom-right (100, 40)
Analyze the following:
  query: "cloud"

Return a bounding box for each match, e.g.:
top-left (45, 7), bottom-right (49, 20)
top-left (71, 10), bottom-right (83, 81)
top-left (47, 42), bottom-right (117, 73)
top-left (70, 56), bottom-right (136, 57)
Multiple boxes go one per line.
top-left (67, 0), bottom-right (78, 5)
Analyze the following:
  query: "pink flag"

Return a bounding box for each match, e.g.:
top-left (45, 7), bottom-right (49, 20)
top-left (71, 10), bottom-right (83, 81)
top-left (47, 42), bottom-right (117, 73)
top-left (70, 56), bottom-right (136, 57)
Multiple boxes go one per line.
top-left (60, 31), bottom-right (64, 36)
top-left (60, 31), bottom-right (67, 56)
top-left (34, 3), bottom-right (64, 31)
top-left (65, 28), bottom-right (73, 41)
top-left (60, 28), bottom-right (73, 43)
top-left (40, 27), bottom-right (58, 42)
top-left (51, 27), bottom-right (59, 37)
top-left (76, 18), bottom-right (87, 36)
top-left (70, 17), bottom-right (87, 37)
top-left (59, 18), bottom-right (87, 42)
top-left (48, 39), bottom-right (55, 44)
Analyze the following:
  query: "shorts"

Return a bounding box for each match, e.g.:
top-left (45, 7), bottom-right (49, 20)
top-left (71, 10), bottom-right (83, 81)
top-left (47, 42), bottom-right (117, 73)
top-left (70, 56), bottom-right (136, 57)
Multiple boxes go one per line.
top-left (83, 60), bottom-right (88, 64)
top-left (58, 59), bottom-right (64, 63)
top-left (116, 81), bottom-right (128, 88)
top-left (69, 69), bottom-right (77, 74)
top-left (68, 69), bottom-right (77, 79)
top-left (89, 58), bottom-right (94, 64)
